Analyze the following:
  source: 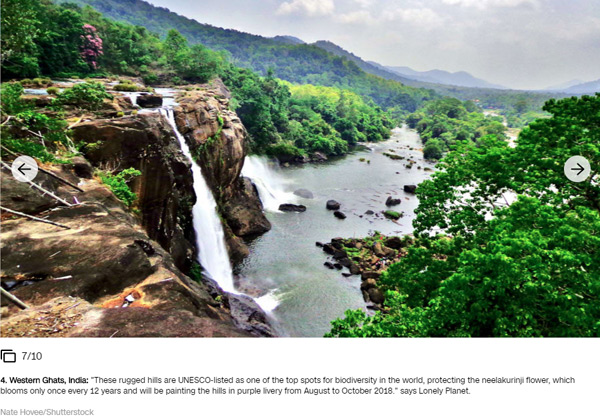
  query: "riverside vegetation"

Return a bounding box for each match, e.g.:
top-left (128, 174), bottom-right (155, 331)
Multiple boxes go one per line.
top-left (328, 94), bottom-right (600, 337)
top-left (1, 0), bottom-right (597, 337)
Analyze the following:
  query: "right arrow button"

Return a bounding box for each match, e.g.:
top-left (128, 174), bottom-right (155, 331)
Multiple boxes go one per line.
top-left (564, 156), bottom-right (591, 183)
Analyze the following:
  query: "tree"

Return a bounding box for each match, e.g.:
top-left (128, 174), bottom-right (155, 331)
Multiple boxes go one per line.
top-left (1, 0), bottom-right (41, 77)
top-left (163, 29), bottom-right (189, 64)
top-left (80, 24), bottom-right (103, 70)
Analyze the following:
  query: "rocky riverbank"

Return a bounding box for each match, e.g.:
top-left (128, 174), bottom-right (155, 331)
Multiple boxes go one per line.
top-left (318, 233), bottom-right (414, 308)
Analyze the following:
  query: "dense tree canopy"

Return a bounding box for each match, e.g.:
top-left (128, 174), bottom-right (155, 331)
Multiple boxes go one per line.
top-left (222, 67), bottom-right (393, 158)
top-left (328, 94), bottom-right (600, 337)
top-left (406, 97), bottom-right (506, 159)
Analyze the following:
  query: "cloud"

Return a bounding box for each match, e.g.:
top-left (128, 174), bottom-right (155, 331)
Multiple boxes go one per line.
top-left (352, 0), bottom-right (375, 7)
top-left (441, 0), bottom-right (540, 9)
top-left (383, 7), bottom-right (445, 27)
top-left (276, 0), bottom-right (335, 16)
top-left (336, 10), bottom-right (376, 25)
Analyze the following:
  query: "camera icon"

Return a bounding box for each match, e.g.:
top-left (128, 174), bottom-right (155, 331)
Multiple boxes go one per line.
top-left (1, 350), bottom-right (17, 363)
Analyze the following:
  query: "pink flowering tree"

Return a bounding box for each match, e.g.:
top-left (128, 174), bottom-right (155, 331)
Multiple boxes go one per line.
top-left (80, 24), bottom-right (103, 70)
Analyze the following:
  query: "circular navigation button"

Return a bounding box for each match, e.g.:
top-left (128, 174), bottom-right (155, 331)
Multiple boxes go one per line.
top-left (564, 156), bottom-right (591, 183)
top-left (11, 155), bottom-right (39, 182)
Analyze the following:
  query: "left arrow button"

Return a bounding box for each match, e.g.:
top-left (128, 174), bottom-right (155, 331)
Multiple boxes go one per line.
top-left (11, 156), bottom-right (38, 182)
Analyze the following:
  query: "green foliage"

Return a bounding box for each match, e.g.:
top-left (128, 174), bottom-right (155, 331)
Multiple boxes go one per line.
top-left (329, 94), bottom-right (600, 337)
top-left (222, 66), bottom-right (392, 157)
top-left (1, 83), bottom-right (72, 162)
top-left (423, 139), bottom-right (443, 160)
top-left (408, 97), bottom-right (507, 155)
top-left (189, 262), bottom-right (203, 284)
top-left (1, 137), bottom-right (63, 163)
top-left (54, 82), bottom-right (112, 110)
top-left (99, 167), bottom-right (141, 207)
top-left (113, 82), bottom-right (142, 92)
top-left (54, 0), bottom-right (436, 112)
top-left (384, 210), bottom-right (402, 220)
top-left (0, 0), bottom-right (42, 77)
top-left (0, 83), bottom-right (30, 114)
top-left (46, 86), bottom-right (60, 95)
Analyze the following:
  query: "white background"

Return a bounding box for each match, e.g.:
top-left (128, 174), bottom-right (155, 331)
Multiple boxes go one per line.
top-left (0, 338), bottom-right (598, 418)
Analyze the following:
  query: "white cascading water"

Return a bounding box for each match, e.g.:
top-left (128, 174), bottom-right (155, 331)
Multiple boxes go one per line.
top-left (160, 108), bottom-right (235, 293)
top-left (241, 155), bottom-right (297, 212)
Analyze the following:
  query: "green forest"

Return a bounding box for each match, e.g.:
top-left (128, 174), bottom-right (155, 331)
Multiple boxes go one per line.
top-left (0, 0), bottom-right (397, 159)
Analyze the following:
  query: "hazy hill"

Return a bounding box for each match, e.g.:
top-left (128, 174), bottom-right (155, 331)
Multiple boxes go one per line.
top-left (560, 79), bottom-right (600, 94)
top-left (383, 65), bottom-right (505, 89)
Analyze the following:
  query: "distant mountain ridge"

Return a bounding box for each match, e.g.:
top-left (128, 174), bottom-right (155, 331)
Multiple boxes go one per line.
top-left (555, 79), bottom-right (600, 94)
top-left (381, 65), bottom-right (506, 90)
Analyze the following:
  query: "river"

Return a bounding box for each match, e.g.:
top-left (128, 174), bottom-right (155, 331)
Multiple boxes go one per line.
top-left (238, 126), bottom-right (435, 337)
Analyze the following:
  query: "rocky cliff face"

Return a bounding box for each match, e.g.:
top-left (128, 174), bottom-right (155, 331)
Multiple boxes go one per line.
top-left (0, 166), bottom-right (250, 337)
top-left (1, 82), bottom-right (275, 337)
top-left (174, 82), bottom-right (271, 263)
top-left (71, 114), bottom-right (196, 272)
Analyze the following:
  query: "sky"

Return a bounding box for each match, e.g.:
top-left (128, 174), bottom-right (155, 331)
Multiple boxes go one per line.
top-left (147, 0), bottom-right (600, 90)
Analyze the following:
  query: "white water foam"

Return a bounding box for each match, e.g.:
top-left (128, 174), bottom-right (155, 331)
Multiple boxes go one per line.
top-left (241, 155), bottom-right (297, 212)
top-left (254, 290), bottom-right (281, 313)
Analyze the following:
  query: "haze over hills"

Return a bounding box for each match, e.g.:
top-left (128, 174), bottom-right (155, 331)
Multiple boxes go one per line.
top-left (544, 79), bottom-right (600, 94)
top-left (381, 65), bottom-right (506, 90)
top-left (55, 0), bottom-right (571, 114)
top-left (544, 79), bottom-right (586, 91)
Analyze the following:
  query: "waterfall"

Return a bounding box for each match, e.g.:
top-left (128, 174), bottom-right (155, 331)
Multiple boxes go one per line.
top-left (160, 109), bottom-right (235, 293)
top-left (241, 155), bottom-right (297, 212)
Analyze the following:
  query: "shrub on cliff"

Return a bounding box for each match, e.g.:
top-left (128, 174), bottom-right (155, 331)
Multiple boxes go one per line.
top-left (99, 168), bottom-right (141, 207)
top-left (54, 82), bottom-right (112, 110)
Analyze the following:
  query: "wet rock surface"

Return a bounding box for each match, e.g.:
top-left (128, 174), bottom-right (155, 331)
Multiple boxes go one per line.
top-left (279, 203), bottom-right (307, 212)
top-left (326, 200), bottom-right (341, 210)
top-left (136, 93), bottom-right (163, 108)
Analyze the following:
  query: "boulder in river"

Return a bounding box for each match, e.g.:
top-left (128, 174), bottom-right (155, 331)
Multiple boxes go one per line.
top-left (384, 210), bottom-right (402, 220)
top-left (385, 196), bottom-right (401, 206)
top-left (294, 188), bottom-right (314, 199)
top-left (334, 211), bottom-right (347, 219)
top-left (384, 236), bottom-right (403, 250)
top-left (326, 200), bottom-right (341, 210)
top-left (136, 94), bottom-right (163, 108)
top-left (279, 203), bottom-right (307, 212)
top-left (361, 271), bottom-right (381, 281)
top-left (364, 210), bottom-right (375, 215)
top-left (311, 152), bottom-right (328, 162)
top-left (404, 185), bottom-right (417, 194)
top-left (323, 243), bottom-right (336, 255)
top-left (324, 261), bottom-right (335, 269)
top-left (349, 263), bottom-right (361, 275)
top-left (361, 278), bottom-right (378, 290)
top-left (367, 288), bottom-right (385, 304)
